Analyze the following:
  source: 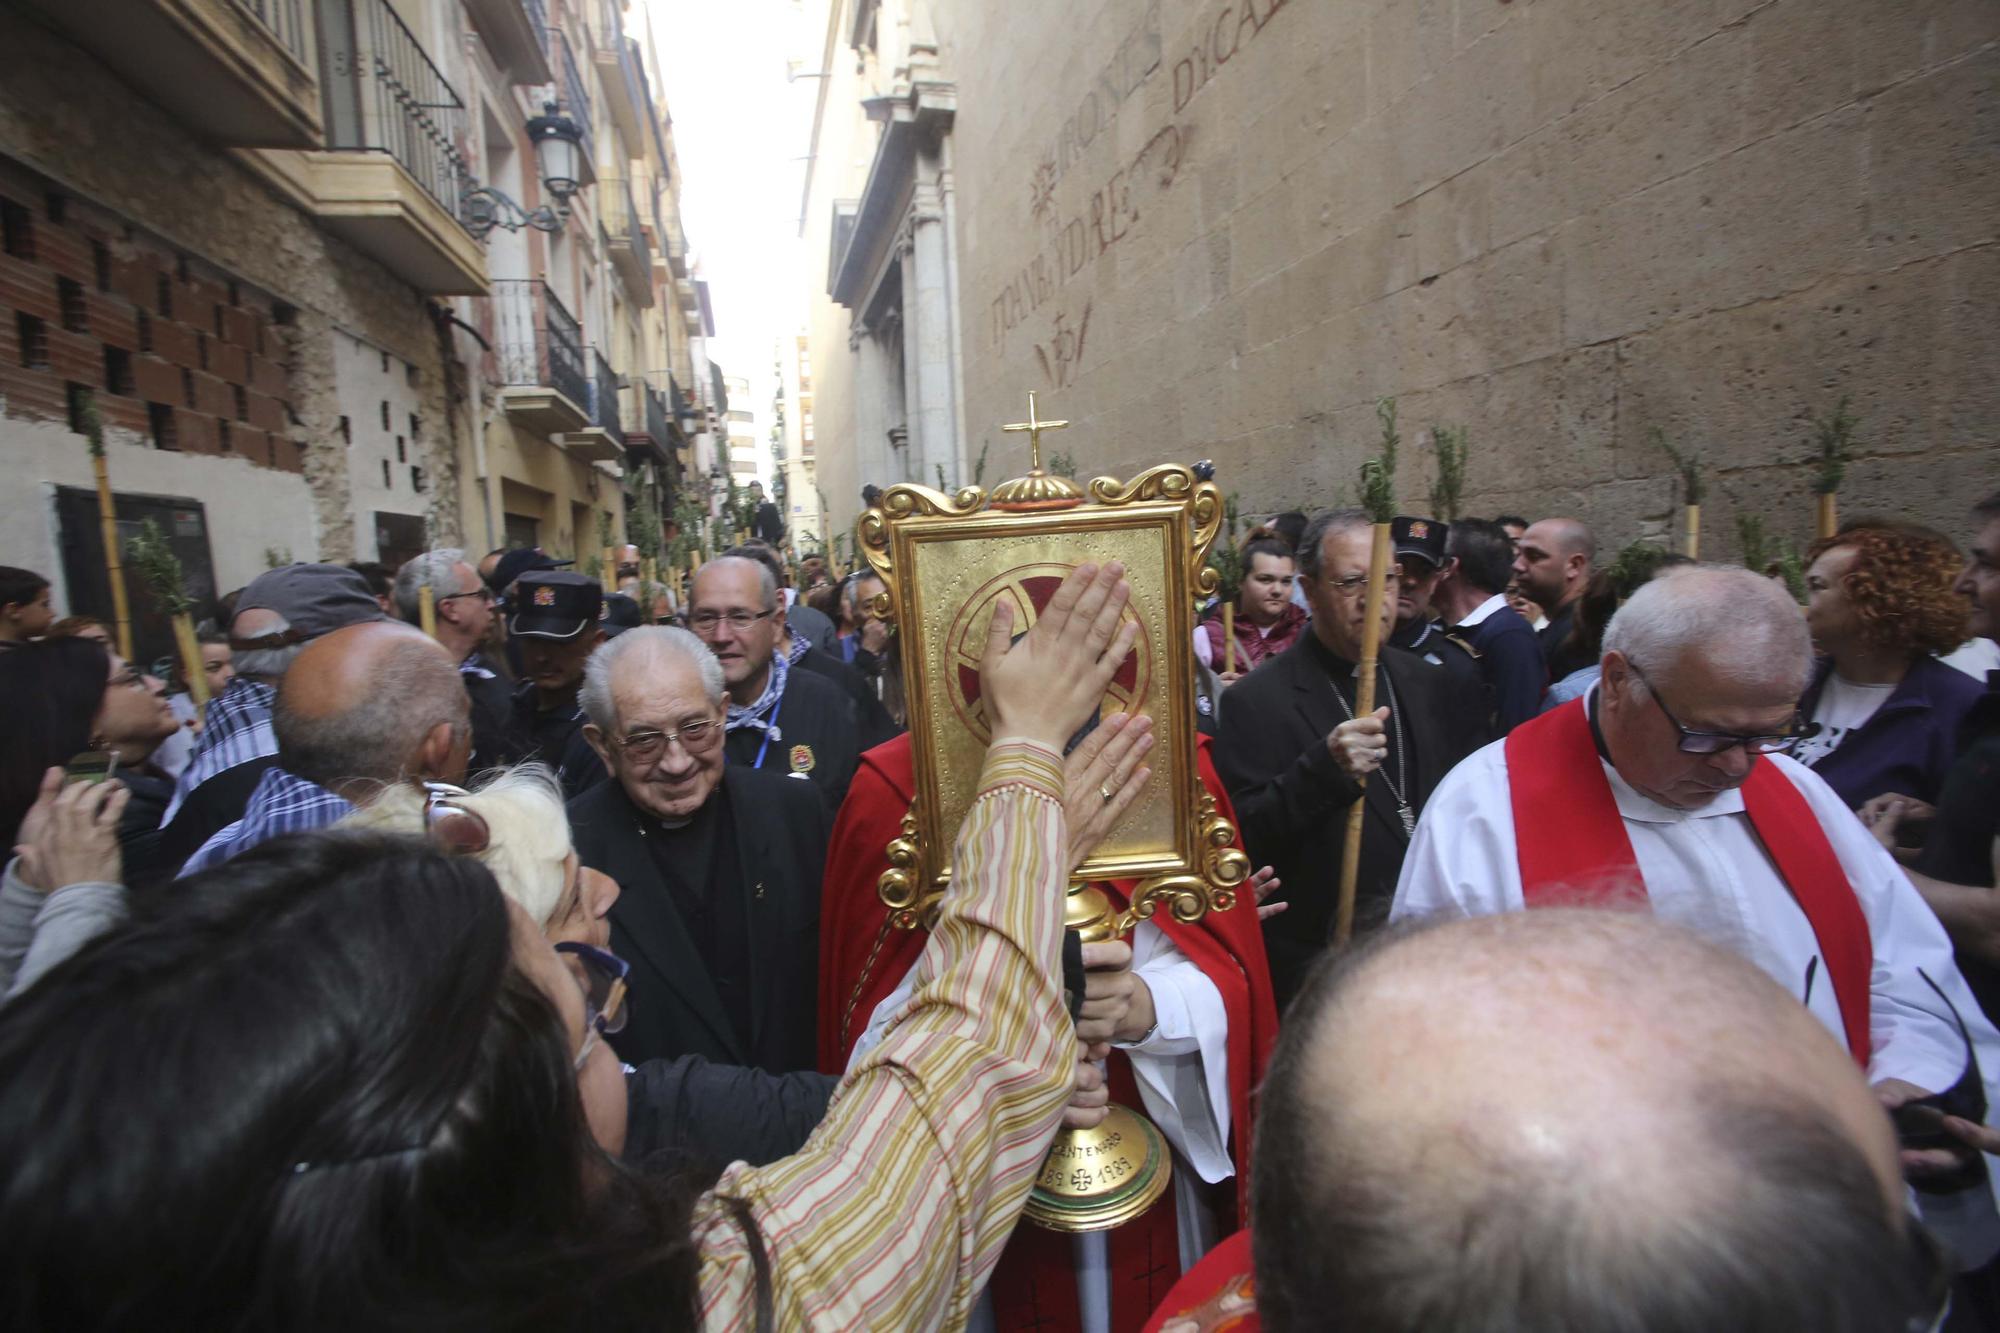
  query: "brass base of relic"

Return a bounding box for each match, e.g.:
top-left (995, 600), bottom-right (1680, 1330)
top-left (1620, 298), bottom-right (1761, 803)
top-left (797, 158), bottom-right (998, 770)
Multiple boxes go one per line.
top-left (1023, 1102), bottom-right (1173, 1232)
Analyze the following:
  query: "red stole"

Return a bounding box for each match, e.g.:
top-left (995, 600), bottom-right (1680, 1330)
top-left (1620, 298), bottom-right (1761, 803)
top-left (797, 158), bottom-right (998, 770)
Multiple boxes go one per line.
top-left (818, 732), bottom-right (1279, 1333)
top-left (1139, 1228), bottom-right (1259, 1333)
top-left (1505, 698), bottom-right (1872, 1066)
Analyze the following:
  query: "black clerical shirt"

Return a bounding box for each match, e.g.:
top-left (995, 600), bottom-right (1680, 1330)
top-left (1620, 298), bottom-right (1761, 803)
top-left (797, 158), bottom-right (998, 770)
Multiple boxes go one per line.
top-left (640, 789), bottom-right (754, 1054)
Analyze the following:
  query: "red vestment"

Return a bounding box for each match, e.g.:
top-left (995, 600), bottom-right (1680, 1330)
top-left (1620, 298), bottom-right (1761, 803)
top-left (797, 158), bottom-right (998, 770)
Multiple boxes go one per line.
top-left (818, 733), bottom-right (1278, 1333)
top-left (1505, 698), bottom-right (1873, 1065)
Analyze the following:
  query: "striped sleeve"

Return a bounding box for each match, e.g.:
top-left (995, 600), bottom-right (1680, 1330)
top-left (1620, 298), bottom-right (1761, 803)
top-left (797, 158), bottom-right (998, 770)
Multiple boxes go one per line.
top-left (692, 737), bottom-right (1074, 1330)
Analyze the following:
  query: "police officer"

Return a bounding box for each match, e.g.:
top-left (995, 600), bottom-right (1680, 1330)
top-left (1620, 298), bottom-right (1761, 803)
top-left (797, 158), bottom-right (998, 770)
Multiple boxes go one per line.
top-left (1387, 516), bottom-right (1491, 716)
top-left (509, 570), bottom-right (607, 798)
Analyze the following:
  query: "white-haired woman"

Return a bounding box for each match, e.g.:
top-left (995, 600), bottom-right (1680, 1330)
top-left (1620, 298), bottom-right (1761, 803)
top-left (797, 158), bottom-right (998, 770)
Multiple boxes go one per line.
top-left (341, 764), bottom-right (836, 1169)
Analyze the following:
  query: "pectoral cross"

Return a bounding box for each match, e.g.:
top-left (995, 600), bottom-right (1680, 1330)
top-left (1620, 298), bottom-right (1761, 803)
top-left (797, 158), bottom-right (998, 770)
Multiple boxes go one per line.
top-left (1001, 391), bottom-right (1069, 472)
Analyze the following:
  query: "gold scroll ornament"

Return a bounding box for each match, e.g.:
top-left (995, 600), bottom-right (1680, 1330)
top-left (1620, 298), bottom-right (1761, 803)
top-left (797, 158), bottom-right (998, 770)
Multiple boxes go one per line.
top-left (858, 393), bottom-right (1249, 1232)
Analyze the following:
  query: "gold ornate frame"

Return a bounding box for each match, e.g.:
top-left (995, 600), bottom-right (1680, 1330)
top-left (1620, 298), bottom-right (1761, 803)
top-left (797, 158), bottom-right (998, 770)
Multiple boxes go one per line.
top-left (858, 463), bottom-right (1248, 934)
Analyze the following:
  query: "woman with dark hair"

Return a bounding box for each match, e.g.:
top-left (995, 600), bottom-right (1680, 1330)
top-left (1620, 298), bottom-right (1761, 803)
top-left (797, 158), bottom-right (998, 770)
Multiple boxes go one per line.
top-left (1540, 551), bottom-right (1696, 711)
top-left (0, 561), bottom-right (1138, 1331)
top-left (1795, 525), bottom-right (1984, 809)
top-left (0, 639), bottom-right (183, 885)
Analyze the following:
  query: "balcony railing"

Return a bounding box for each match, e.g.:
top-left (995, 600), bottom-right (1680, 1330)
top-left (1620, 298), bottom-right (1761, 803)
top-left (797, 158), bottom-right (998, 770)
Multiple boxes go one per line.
top-left (234, 0), bottom-right (313, 69)
top-left (644, 382), bottom-right (670, 444)
top-left (321, 0), bottom-right (472, 224)
top-left (494, 279), bottom-right (588, 409)
top-left (590, 350), bottom-right (625, 446)
top-left (552, 27), bottom-right (593, 155)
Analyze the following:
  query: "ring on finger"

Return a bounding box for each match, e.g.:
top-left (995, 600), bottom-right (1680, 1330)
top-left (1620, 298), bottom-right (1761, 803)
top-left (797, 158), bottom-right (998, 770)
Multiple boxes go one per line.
top-left (1099, 784), bottom-right (1115, 805)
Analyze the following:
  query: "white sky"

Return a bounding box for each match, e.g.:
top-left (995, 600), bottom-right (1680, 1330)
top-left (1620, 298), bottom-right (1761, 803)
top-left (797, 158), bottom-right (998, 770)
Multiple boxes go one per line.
top-left (641, 0), bottom-right (817, 469)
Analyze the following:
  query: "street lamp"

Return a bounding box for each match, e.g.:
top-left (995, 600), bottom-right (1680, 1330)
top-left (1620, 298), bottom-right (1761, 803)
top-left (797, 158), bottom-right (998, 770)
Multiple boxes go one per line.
top-left (463, 102), bottom-right (587, 239)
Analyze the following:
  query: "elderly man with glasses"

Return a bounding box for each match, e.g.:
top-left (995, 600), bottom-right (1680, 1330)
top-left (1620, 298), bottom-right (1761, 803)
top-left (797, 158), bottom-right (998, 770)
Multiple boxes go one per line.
top-left (1215, 508), bottom-right (1491, 1009)
top-left (567, 624), bottom-right (829, 1075)
top-left (686, 555), bottom-right (862, 813)
top-left (1394, 562), bottom-right (2000, 1276)
top-left (393, 548), bottom-right (526, 776)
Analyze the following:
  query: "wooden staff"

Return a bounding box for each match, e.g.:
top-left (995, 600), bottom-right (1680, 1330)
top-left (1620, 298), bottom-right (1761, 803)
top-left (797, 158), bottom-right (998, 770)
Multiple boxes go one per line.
top-left (171, 612), bottom-right (208, 709)
top-left (1334, 521), bottom-right (1394, 947)
top-left (1817, 492), bottom-right (1838, 541)
top-left (642, 557), bottom-right (659, 621)
top-left (89, 445), bottom-right (133, 661)
top-left (1222, 602), bottom-right (1237, 675)
top-left (602, 546), bottom-right (617, 587)
top-left (417, 584), bottom-right (437, 639)
top-left (1685, 503), bottom-right (1702, 560)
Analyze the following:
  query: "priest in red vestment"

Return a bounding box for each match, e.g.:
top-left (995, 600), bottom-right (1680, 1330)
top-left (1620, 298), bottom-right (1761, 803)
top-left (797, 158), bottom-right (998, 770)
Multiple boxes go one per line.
top-left (820, 725), bottom-right (1278, 1333)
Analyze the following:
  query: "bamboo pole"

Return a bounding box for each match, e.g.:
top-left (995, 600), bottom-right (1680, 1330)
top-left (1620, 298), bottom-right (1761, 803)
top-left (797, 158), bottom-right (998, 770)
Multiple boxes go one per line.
top-left (1334, 522), bottom-right (1394, 947)
top-left (642, 557), bottom-right (659, 621)
top-left (1817, 492), bottom-right (1838, 541)
top-left (417, 584), bottom-right (438, 639)
top-left (1222, 602), bottom-right (1237, 675)
top-left (91, 452), bottom-right (133, 661)
top-left (1685, 504), bottom-right (1701, 561)
top-left (171, 612), bottom-right (208, 709)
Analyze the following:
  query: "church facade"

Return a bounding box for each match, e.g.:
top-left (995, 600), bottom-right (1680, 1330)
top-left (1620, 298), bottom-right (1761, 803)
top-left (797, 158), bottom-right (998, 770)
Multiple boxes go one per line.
top-left (799, 0), bottom-right (1997, 557)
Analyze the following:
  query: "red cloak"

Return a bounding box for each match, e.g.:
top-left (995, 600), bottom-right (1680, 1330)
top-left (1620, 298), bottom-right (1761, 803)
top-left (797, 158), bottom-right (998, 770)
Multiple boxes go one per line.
top-left (818, 732), bottom-right (1278, 1333)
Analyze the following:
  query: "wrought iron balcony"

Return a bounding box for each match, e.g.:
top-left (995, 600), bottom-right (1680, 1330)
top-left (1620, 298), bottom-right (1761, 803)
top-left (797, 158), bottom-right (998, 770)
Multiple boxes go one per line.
top-left (552, 27), bottom-right (595, 164)
top-left (591, 350), bottom-right (625, 446)
top-left (322, 0), bottom-right (472, 223)
top-left (463, 0), bottom-right (552, 85)
top-left (604, 179), bottom-right (654, 305)
top-left (494, 279), bottom-right (589, 432)
top-left (22, 0), bottom-right (322, 146)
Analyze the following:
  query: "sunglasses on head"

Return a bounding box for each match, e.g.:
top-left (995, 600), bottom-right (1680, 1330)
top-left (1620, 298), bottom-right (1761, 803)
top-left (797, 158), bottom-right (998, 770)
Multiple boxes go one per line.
top-left (419, 781), bottom-right (491, 856)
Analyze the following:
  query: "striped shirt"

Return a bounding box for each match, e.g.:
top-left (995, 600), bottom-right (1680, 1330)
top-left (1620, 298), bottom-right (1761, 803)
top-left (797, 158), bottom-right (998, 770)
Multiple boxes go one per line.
top-left (179, 767), bottom-right (356, 878)
top-left (162, 678), bottom-right (278, 825)
top-left (692, 737), bottom-right (1075, 1330)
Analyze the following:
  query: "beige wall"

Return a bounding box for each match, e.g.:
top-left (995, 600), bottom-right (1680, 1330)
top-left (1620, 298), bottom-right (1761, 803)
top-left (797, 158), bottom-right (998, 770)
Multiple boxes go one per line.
top-left (875, 0), bottom-right (1997, 556)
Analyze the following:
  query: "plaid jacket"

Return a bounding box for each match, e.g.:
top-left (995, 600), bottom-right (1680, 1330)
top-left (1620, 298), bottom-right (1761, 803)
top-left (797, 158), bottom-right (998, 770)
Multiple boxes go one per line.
top-left (178, 767), bottom-right (354, 878)
top-left (162, 677), bottom-right (278, 825)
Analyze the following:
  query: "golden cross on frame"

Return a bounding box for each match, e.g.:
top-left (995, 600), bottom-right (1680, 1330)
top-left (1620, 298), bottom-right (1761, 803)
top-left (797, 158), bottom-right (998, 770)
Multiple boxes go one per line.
top-left (1001, 391), bottom-right (1069, 471)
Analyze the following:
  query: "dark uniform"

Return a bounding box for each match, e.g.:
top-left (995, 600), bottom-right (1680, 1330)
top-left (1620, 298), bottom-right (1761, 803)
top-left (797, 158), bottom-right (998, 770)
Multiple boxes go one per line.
top-left (1388, 515), bottom-right (1495, 727)
top-left (723, 663), bottom-right (860, 815)
top-left (462, 648), bottom-right (527, 777)
top-left (509, 571), bottom-right (607, 800)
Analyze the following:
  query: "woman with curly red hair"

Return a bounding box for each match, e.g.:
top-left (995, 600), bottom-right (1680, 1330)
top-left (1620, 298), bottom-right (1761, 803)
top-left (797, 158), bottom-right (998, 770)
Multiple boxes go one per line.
top-left (1794, 523), bottom-right (1984, 808)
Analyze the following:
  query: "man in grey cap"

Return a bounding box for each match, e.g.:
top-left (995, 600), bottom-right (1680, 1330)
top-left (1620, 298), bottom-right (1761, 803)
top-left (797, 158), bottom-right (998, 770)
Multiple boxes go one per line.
top-left (159, 562), bottom-right (387, 866)
top-left (510, 570), bottom-right (608, 798)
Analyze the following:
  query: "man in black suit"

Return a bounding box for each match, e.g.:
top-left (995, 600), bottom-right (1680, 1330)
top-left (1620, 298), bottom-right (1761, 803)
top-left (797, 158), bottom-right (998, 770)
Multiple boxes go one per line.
top-left (569, 625), bottom-right (828, 1074)
top-left (1513, 516), bottom-right (1598, 681)
top-left (1432, 518), bottom-right (1547, 734)
top-left (723, 543), bottom-right (898, 747)
top-left (688, 556), bottom-right (866, 811)
top-left (1216, 508), bottom-right (1489, 1008)
top-left (747, 480), bottom-right (785, 546)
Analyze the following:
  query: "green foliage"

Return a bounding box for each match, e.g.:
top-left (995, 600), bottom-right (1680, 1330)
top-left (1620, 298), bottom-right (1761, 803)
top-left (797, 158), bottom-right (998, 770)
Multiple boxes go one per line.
top-left (1606, 540), bottom-right (1672, 598)
top-left (1654, 427), bottom-right (1703, 507)
top-left (1358, 396), bottom-right (1399, 522)
top-left (76, 389), bottom-right (104, 460)
top-left (1427, 423), bottom-right (1467, 522)
top-left (262, 546), bottom-right (294, 569)
top-left (1047, 450), bottom-right (1077, 480)
top-left (1809, 396), bottom-right (1859, 495)
top-left (972, 441), bottom-right (990, 488)
top-left (1737, 512), bottom-right (1774, 574)
top-left (1776, 547), bottom-right (1807, 602)
top-left (126, 519), bottom-right (193, 617)
top-left (624, 471), bottom-right (665, 563)
top-left (666, 488), bottom-right (708, 568)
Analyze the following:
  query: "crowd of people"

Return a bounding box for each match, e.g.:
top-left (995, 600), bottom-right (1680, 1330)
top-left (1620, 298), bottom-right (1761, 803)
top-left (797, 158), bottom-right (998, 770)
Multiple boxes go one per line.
top-left (0, 484), bottom-right (1995, 1332)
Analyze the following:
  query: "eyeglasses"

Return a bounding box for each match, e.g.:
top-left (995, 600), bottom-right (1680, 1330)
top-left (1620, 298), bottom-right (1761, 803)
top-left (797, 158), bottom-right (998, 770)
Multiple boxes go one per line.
top-left (1312, 572), bottom-right (1372, 596)
top-left (688, 608), bottom-right (777, 634)
top-left (1626, 663), bottom-right (1804, 756)
top-left (420, 781), bottom-right (492, 855)
top-left (554, 941), bottom-right (629, 1070)
top-left (437, 585), bottom-right (494, 606)
top-left (608, 719), bottom-right (723, 763)
top-left (106, 667), bottom-right (150, 691)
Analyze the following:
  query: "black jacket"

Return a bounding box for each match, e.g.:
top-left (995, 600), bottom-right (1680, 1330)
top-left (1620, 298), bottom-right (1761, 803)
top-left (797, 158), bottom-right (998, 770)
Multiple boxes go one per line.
top-left (723, 664), bottom-right (860, 813)
top-left (622, 1055), bottom-right (835, 1171)
top-left (795, 645), bottom-right (901, 750)
top-left (462, 649), bottom-right (528, 777)
top-left (1215, 633), bottom-right (1489, 1008)
top-left (569, 767), bottom-right (828, 1074)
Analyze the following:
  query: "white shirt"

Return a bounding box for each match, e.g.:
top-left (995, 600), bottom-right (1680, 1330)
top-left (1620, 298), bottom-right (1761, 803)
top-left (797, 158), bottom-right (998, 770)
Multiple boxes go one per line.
top-left (1392, 712), bottom-right (2000, 1264)
top-left (1454, 592), bottom-right (1510, 629)
top-left (1795, 673), bottom-right (1897, 768)
top-left (1943, 637), bottom-right (2000, 682)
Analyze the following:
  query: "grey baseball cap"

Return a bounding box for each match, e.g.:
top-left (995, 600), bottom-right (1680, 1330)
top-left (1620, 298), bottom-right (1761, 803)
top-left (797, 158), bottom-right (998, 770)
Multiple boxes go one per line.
top-left (229, 563), bottom-right (389, 649)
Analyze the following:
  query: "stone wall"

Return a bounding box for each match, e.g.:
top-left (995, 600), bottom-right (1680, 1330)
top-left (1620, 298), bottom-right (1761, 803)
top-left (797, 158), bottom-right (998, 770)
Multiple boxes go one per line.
top-left (933, 0), bottom-right (1997, 557)
top-left (0, 8), bottom-right (463, 584)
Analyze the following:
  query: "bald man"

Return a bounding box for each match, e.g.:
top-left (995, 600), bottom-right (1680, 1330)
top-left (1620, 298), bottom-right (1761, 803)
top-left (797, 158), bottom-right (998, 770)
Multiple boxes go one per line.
top-left (1513, 517), bottom-right (1597, 681)
top-left (178, 623), bottom-right (470, 875)
top-left (1251, 910), bottom-right (1946, 1332)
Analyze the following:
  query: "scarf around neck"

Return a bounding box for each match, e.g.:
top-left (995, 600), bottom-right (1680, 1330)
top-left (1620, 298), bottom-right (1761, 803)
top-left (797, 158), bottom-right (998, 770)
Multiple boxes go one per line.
top-left (725, 648), bottom-right (789, 739)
